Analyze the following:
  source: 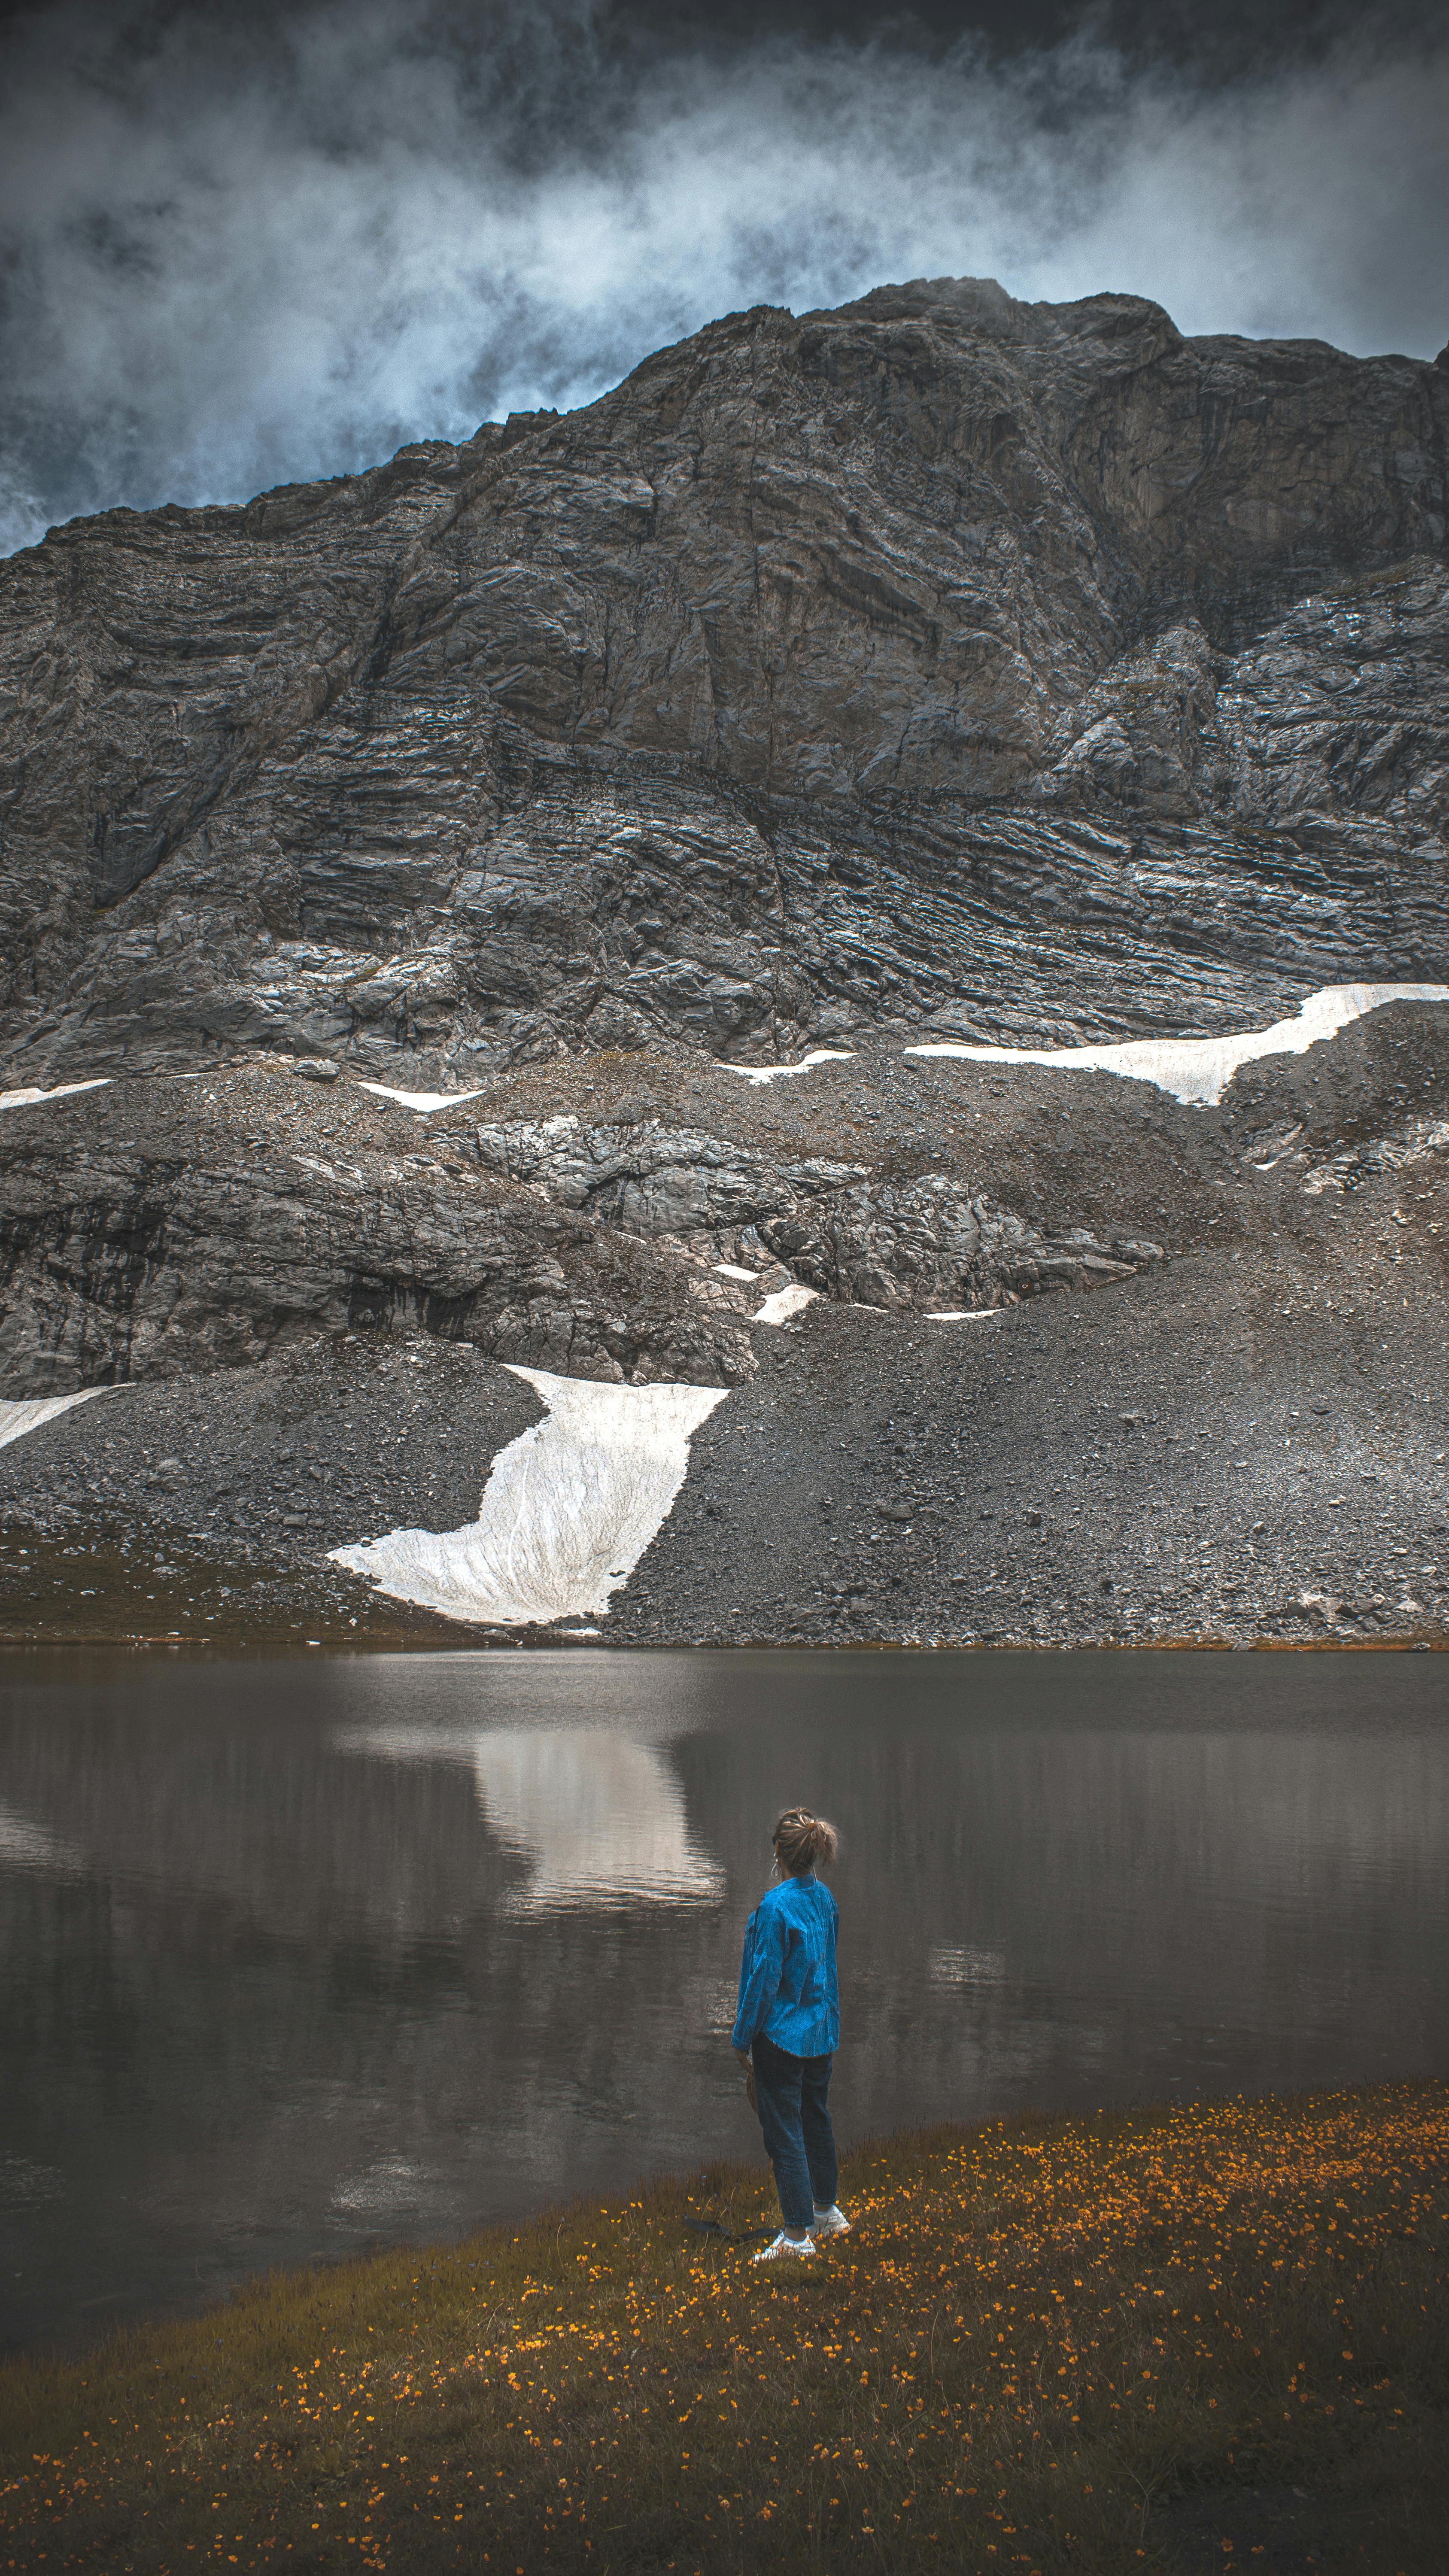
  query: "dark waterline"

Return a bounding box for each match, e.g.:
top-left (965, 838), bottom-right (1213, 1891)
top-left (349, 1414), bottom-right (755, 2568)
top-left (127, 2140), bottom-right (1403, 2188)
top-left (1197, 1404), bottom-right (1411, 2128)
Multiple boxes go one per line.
top-left (1, 1647), bottom-right (1446, 2356)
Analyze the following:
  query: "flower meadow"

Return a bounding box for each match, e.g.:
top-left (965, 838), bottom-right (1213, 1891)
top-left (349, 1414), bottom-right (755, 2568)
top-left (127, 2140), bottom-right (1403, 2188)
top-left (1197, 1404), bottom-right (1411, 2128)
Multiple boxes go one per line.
top-left (3, 2082), bottom-right (1446, 2573)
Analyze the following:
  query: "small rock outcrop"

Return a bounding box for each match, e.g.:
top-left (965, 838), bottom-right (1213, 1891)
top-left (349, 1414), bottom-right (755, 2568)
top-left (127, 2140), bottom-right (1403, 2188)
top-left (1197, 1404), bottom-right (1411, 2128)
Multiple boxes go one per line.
top-left (758, 1177), bottom-right (1162, 1313)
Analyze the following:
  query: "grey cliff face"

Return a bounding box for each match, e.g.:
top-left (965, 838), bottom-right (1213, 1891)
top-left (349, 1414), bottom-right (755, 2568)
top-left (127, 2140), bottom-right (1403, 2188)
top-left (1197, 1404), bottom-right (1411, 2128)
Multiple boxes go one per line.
top-left (0, 1072), bottom-right (758, 1393)
top-left (0, 274), bottom-right (1446, 1088)
top-left (1, 277), bottom-right (1448, 1652)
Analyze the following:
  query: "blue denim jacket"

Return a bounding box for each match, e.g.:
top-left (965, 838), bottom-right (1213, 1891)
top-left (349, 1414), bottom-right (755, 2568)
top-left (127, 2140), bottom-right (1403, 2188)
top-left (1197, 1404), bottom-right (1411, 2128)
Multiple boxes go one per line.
top-left (731, 1870), bottom-right (839, 2057)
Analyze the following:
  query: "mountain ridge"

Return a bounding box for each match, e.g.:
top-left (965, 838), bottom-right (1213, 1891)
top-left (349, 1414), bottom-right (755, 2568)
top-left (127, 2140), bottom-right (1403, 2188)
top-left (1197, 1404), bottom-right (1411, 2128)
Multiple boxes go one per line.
top-left (1, 276), bottom-right (1446, 1650)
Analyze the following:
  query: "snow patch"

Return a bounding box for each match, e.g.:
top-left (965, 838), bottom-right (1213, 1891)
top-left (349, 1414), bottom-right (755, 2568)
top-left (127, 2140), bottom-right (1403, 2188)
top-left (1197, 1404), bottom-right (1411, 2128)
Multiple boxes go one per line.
top-left (905, 984), bottom-right (1449, 1107)
top-left (0, 1079), bottom-right (111, 1113)
top-left (753, 1283), bottom-right (820, 1325)
top-left (355, 1081), bottom-right (489, 1112)
top-left (713, 1261), bottom-right (759, 1281)
top-left (0, 1389), bottom-right (116, 1451)
top-left (925, 1308), bottom-right (1001, 1322)
top-left (329, 1365), bottom-right (727, 1627)
top-left (717, 1049), bottom-right (856, 1085)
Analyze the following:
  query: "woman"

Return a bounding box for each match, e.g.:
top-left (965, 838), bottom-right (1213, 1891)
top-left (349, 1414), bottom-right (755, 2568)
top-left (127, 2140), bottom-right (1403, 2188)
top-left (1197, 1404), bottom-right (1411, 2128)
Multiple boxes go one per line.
top-left (731, 1805), bottom-right (851, 2261)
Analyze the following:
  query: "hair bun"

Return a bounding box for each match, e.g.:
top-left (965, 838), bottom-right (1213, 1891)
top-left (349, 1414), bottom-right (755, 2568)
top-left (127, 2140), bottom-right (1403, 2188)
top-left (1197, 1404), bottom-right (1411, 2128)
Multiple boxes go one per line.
top-left (772, 1806), bottom-right (839, 1874)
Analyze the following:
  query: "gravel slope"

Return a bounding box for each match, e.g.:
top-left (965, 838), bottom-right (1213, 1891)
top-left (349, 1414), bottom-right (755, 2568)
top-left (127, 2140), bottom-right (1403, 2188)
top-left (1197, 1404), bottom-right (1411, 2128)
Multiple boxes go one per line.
top-left (2, 1000), bottom-right (1446, 1650)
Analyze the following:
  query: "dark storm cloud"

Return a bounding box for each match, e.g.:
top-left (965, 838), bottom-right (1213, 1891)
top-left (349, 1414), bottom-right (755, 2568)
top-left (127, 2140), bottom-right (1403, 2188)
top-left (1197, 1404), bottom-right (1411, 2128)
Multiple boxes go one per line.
top-left (0, 0), bottom-right (1445, 553)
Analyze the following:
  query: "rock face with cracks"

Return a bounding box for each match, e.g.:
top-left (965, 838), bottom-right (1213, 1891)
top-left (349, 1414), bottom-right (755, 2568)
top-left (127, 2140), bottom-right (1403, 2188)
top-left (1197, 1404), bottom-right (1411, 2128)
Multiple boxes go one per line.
top-left (469, 1109), bottom-right (1161, 1307)
top-left (0, 1070), bottom-right (755, 1393)
top-left (2, 275), bottom-right (1448, 1091)
top-left (0, 277), bottom-right (1447, 1647)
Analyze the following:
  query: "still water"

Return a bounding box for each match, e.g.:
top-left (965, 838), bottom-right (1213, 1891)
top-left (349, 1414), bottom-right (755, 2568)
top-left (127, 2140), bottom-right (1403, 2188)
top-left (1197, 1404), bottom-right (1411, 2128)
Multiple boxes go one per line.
top-left (2, 1648), bottom-right (1446, 2353)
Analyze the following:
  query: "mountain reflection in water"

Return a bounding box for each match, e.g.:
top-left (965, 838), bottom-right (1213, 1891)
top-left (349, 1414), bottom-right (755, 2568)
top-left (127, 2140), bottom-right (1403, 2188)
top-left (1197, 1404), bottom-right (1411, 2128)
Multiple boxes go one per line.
top-left (0, 1648), bottom-right (1445, 2355)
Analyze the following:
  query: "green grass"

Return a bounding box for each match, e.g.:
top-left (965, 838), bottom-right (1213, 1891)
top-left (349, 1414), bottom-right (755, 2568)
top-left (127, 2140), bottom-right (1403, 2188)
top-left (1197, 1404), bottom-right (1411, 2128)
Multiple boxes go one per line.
top-left (3, 2083), bottom-right (1446, 2573)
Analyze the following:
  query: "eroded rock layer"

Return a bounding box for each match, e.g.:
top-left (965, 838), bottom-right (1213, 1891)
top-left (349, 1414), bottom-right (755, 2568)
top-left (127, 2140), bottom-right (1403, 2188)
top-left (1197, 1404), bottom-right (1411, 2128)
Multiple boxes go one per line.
top-left (1, 276), bottom-right (1446, 1091)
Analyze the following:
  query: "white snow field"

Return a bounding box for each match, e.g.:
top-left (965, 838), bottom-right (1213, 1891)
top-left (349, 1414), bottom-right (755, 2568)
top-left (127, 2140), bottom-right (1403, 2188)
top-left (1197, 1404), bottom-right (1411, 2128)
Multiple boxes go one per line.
top-left (354, 1081), bottom-right (488, 1112)
top-left (717, 1049), bottom-right (856, 1084)
top-left (0, 1079), bottom-right (111, 1113)
top-left (753, 1283), bottom-right (821, 1324)
top-left (905, 984), bottom-right (1449, 1107)
top-left (0, 1390), bottom-right (115, 1451)
top-left (329, 1364), bottom-right (728, 1627)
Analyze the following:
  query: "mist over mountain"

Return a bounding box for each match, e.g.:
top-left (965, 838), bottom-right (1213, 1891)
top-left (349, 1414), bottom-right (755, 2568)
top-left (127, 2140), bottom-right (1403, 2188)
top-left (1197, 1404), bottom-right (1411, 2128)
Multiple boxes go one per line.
top-left (0, 2), bottom-right (1447, 1652)
top-left (1, 0), bottom-right (1446, 555)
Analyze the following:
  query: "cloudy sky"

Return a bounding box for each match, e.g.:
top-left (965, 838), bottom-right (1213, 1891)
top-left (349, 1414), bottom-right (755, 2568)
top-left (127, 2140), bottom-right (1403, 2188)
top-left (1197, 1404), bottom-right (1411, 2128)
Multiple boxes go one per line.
top-left (0, 0), bottom-right (1445, 554)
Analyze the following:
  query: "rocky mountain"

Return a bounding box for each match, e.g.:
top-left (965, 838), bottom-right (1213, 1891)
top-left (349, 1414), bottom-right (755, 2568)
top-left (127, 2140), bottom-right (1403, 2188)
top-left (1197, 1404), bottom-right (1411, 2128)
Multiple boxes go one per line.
top-left (1, 276), bottom-right (1447, 1649)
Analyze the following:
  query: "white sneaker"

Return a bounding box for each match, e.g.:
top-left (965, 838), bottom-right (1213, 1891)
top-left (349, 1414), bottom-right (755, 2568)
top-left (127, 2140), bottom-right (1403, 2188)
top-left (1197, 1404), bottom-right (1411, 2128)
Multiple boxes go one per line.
top-left (810, 2203), bottom-right (851, 2237)
top-left (752, 2230), bottom-right (818, 2263)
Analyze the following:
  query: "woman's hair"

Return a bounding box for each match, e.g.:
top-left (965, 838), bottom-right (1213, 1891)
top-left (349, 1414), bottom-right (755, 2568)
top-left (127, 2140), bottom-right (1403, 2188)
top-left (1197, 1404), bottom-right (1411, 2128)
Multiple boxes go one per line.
top-left (772, 1807), bottom-right (838, 1875)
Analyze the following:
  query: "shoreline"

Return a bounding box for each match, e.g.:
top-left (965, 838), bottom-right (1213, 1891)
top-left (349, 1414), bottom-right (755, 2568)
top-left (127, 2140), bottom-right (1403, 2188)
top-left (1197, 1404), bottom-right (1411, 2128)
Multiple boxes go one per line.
top-left (3, 2081), bottom-right (1444, 2573)
top-left (3, 1494), bottom-right (1447, 1657)
top-left (3, 1605), bottom-right (1447, 1658)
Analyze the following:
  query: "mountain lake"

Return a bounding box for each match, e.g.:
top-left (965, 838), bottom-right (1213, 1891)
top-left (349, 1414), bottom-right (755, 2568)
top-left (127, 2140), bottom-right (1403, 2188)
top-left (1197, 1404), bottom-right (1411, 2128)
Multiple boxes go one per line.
top-left (2, 1646), bottom-right (1446, 2353)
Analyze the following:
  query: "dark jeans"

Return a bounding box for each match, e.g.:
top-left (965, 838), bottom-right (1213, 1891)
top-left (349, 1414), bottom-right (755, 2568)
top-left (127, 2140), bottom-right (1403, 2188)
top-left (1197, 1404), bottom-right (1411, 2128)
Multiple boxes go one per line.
top-left (751, 2034), bottom-right (838, 2230)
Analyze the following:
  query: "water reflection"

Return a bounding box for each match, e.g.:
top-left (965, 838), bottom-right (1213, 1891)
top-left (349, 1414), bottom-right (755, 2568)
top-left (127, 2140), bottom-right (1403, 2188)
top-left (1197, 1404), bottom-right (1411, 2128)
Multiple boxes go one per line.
top-left (928, 1945), bottom-right (1008, 1987)
top-left (346, 1722), bottom-right (723, 1909)
top-left (474, 1730), bottom-right (723, 1911)
top-left (0, 1800), bottom-right (81, 1874)
top-left (0, 1648), bottom-right (1445, 2355)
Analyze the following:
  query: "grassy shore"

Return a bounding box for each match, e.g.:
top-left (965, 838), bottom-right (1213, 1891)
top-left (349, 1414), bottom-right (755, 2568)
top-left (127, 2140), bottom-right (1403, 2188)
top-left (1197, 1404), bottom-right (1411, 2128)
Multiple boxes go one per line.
top-left (2, 2084), bottom-right (1446, 2575)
